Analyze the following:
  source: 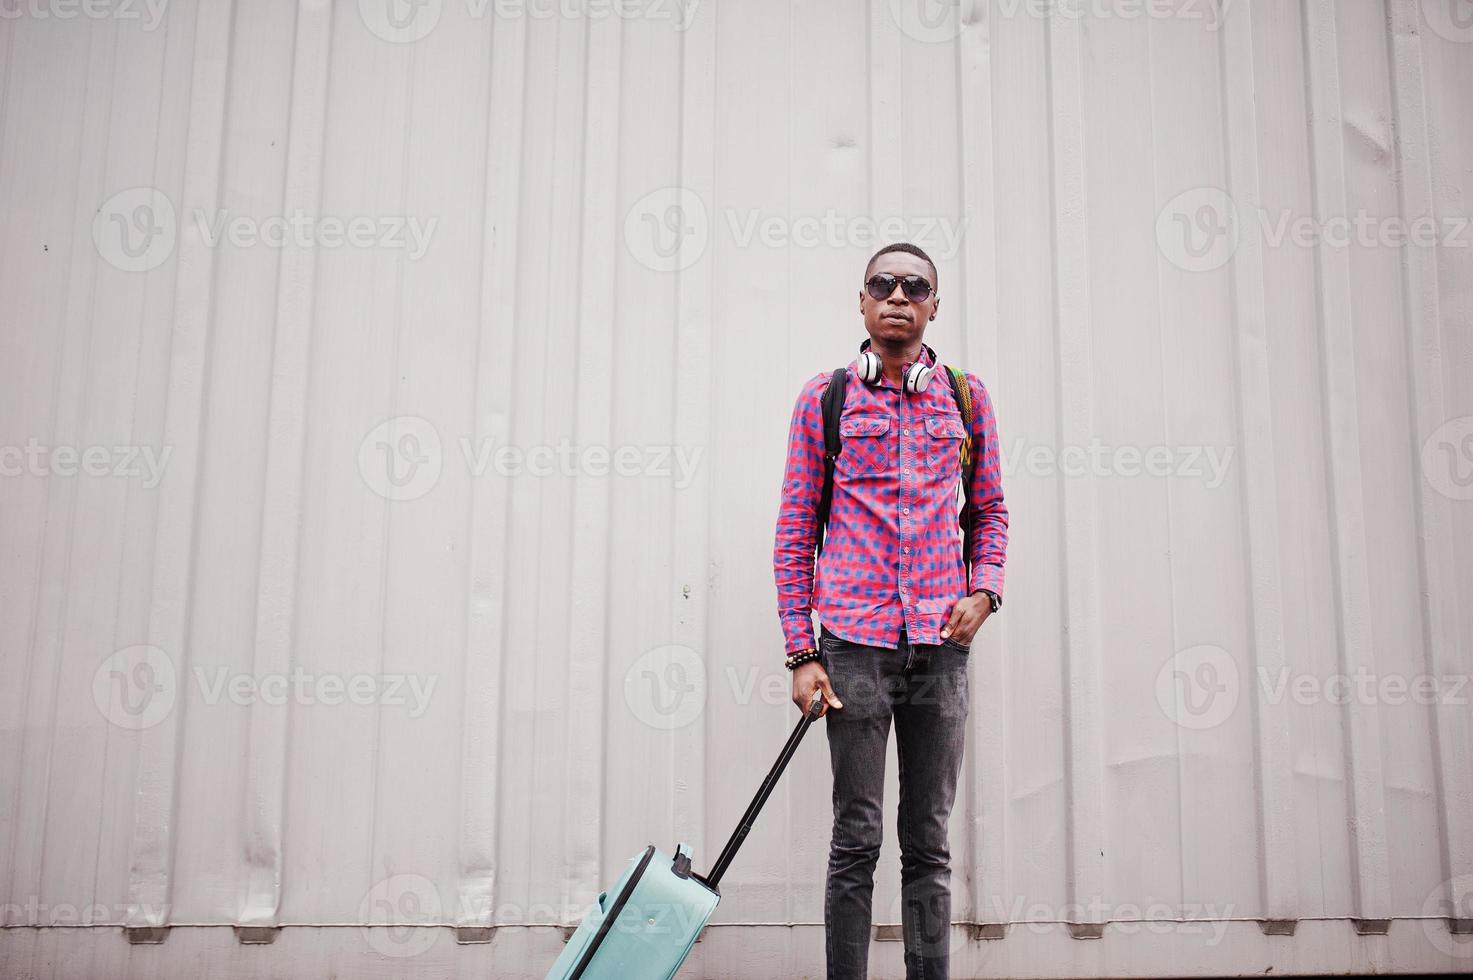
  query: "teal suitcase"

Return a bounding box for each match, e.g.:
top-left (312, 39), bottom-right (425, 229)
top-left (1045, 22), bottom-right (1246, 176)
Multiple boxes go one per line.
top-left (545, 690), bottom-right (824, 979)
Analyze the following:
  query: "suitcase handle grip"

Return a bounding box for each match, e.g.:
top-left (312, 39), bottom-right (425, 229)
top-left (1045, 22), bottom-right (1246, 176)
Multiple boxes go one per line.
top-left (671, 845), bottom-right (693, 879)
top-left (703, 688), bottom-right (825, 888)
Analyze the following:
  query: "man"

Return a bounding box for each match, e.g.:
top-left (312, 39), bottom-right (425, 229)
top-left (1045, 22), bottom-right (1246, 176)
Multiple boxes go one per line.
top-left (773, 241), bottom-right (1009, 979)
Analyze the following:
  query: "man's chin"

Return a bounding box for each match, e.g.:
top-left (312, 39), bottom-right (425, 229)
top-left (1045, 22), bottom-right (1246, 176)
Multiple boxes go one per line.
top-left (871, 320), bottom-right (917, 343)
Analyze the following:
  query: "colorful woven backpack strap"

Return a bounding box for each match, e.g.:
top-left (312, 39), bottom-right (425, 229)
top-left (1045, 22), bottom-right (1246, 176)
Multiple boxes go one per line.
top-left (945, 366), bottom-right (975, 471)
top-left (944, 365), bottom-right (978, 589)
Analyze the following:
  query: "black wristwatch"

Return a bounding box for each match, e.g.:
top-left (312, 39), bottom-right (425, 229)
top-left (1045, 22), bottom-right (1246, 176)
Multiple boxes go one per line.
top-left (974, 588), bottom-right (1001, 613)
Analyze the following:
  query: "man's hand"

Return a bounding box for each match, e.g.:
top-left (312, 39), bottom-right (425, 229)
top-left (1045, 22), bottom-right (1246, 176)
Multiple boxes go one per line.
top-left (791, 660), bottom-right (842, 718)
top-left (940, 594), bottom-right (992, 646)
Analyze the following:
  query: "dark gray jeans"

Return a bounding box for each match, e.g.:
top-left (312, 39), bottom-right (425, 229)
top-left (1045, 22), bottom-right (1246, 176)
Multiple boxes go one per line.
top-left (818, 622), bottom-right (970, 980)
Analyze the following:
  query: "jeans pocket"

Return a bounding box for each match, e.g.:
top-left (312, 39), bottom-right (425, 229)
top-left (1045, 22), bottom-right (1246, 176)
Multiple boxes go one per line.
top-left (820, 625), bottom-right (855, 650)
top-left (818, 627), bottom-right (841, 664)
top-left (940, 635), bottom-right (971, 653)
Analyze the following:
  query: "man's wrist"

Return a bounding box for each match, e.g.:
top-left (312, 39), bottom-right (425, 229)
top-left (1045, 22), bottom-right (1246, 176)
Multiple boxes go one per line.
top-left (784, 648), bottom-right (820, 670)
top-left (970, 588), bottom-right (1001, 613)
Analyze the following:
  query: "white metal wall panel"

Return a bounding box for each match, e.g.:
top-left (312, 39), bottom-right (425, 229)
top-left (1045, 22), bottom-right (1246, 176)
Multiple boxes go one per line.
top-left (1, 1), bottom-right (1470, 977)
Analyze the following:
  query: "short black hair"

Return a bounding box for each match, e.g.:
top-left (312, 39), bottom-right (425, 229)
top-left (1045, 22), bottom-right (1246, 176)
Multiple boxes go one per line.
top-left (865, 241), bottom-right (938, 290)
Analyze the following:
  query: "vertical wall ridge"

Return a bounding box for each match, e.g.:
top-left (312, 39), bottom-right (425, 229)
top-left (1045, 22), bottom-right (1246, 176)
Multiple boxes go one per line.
top-left (455, 8), bottom-right (530, 931)
top-left (6, 18), bottom-right (113, 927)
top-left (953, 0), bottom-right (1009, 929)
top-left (363, 23), bottom-right (421, 906)
top-left (1045, 2), bottom-right (1106, 931)
top-left (867, 0), bottom-right (902, 219)
top-left (1300, 0), bottom-right (1391, 922)
top-left (125, 0), bottom-right (237, 931)
top-left (1384, 0), bottom-right (1472, 913)
top-left (237, 0), bottom-right (334, 932)
top-left (551, 6), bottom-right (620, 928)
top-left (1217, 0), bottom-right (1299, 922)
top-left (672, 0), bottom-right (715, 875)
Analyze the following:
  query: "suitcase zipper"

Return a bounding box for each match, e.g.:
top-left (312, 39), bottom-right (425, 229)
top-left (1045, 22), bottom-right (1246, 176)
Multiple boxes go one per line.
top-left (568, 844), bottom-right (656, 980)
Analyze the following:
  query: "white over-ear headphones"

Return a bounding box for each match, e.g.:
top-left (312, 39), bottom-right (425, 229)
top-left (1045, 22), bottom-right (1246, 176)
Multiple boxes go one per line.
top-left (857, 338), bottom-right (937, 394)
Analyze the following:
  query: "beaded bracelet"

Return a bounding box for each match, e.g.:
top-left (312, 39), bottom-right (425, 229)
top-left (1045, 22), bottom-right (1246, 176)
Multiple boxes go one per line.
top-left (784, 649), bottom-right (820, 671)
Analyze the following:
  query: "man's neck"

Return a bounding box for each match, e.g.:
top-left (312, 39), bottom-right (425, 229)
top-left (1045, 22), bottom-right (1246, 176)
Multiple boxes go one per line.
top-left (871, 341), bottom-right (923, 386)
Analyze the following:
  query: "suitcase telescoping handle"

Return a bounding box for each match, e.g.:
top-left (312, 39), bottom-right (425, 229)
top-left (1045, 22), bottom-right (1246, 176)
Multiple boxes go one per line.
top-left (700, 687), bottom-right (825, 889)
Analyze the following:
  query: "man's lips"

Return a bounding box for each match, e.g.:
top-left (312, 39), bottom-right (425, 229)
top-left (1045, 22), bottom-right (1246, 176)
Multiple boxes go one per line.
top-left (881, 311), bottom-right (911, 322)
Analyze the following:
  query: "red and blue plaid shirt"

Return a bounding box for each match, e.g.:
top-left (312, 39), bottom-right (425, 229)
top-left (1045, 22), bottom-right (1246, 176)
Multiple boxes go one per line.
top-left (773, 345), bottom-right (1008, 654)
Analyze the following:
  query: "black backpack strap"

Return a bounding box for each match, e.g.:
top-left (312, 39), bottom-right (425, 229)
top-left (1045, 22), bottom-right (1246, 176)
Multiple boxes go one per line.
top-left (943, 366), bottom-right (978, 587)
top-left (815, 368), bottom-right (847, 558)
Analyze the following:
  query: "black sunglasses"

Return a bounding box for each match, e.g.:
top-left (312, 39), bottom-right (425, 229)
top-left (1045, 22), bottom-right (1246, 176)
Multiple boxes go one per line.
top-left (865, 273), bottom-right (935, 303)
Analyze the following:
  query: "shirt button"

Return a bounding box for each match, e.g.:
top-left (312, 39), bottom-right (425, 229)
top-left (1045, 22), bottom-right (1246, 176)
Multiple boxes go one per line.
top-left (902, 428), bottom-right (910, 435)
top-left (902, 507), bottom-right (909, 514)
top-left (903, 547), bottom-right (910, 554)
top-left (901, 467), bottom-right (909, 474)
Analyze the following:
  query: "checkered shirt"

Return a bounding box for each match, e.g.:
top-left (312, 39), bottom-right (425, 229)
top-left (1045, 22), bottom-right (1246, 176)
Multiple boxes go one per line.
top-left (773, 346), bottom-right (1008, 654)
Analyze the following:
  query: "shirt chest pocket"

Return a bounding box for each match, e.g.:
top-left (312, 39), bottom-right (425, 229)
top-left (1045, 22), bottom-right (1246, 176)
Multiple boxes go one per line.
top-left (923, 414), bottom-right (968, 478)
top-left (836, 414), bottom-right (892, 480)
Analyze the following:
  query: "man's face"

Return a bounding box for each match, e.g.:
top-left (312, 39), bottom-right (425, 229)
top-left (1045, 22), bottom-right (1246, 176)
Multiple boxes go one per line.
top-left (859, 252), bottom-right (939, 349)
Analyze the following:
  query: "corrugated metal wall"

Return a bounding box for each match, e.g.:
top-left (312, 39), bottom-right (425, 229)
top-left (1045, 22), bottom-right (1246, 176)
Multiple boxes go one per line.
top-left (2, 0), bottom-right (1470, 977)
